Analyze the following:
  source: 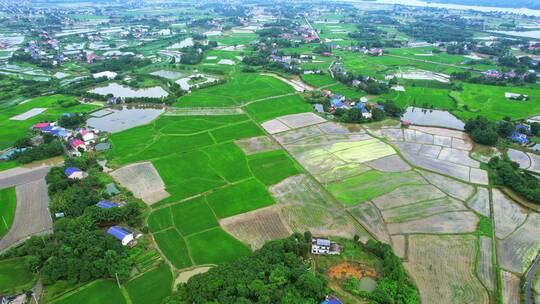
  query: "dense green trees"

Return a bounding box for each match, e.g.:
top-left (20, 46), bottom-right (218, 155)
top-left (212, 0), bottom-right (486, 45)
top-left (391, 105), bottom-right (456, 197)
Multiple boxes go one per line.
top-left (343, 240), bottom-right (419, 304)
top-left (464, 116), bottom-right (499, 146)
top-left (163, 234), bottom-right (328, 304)
top-left (15, 141), bottom-right (64, 164)
top-left (489, 156), bottom-right (540, 204)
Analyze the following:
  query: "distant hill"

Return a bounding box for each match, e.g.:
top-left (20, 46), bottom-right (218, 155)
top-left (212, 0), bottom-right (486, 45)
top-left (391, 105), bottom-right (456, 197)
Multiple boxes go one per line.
top-left (427, 0), bottom-right (540, 10)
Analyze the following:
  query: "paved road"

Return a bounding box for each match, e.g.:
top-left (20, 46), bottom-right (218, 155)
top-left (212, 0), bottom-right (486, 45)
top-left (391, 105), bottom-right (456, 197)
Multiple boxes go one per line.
top-left (0, 166), bottom-right (51, 189)
top-left (525, 253), bottom-right (540, 304)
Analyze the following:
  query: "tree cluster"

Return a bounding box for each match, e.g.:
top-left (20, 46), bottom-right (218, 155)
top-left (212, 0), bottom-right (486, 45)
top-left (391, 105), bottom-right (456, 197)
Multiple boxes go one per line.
top-left (343, 240), bottom-right (420, 304)
top-left (163, 234), bottom-right (328, 304)
top-left (464, 116), bottom-right (500, 146)
top-left (489, 155), bottom-right (540, 204)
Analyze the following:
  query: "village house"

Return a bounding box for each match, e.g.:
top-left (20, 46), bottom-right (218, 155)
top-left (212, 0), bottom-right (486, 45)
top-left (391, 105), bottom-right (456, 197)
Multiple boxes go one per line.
top-left (369, 48), bottom-right (383, 56)
top-left (321, 295), bottom-right (343, 304)
top-left (97, 200), bottom-right (121, 209)
top-left (107, 226), bottom-right (134, 246)
top-left (311, 238), bottom-right (341, 255)
top-left (69, 139), bottom-right (86, 151)
top-left (64, 167), bottom-right (88, 179)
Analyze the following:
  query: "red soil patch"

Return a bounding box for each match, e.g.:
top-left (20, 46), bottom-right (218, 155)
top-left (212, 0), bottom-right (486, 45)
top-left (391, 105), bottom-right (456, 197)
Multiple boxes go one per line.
top-left (328, 261), bottom-right (377, 280)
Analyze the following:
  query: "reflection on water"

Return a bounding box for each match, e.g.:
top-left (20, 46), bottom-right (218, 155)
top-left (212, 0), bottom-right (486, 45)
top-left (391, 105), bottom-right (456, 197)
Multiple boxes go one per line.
top-left (88, 83), bottom-right (169, 98)
top-left (87, 105), bottom-right (165, 133)
top-left (402, 107), bottom-right (465, 130)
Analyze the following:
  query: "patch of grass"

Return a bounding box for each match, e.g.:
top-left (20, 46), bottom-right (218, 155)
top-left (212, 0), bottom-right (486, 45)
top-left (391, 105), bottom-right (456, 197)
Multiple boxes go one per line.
top-left (170, 197), bottom-right (218, 236)
top-left (147, 207), bottom-right (172, 233)
top-left (153, 229), bottom-right (192, 269)
top-left (245, 94), bottom-right (312, 123)
top-left (186, 227), bottom-right (251, 265)
top-left (155, 115), bottom-right (248, 135)
top-left (0, 257), bottom-right (36, 294)
top-left (248, 150), bottom-right (302, 186)
top-left (210, 120), bottom-right (264, 143)
top-left (0, 161), bottom-right (18, 172)
top-left (125, 264), bottom-right (173, 304)
top-left (206, 178), bottom-right (275, 218)
top-left (300, 74), bottom-right (336, 88)
top-left (0, 187), bottom-right (16, 237)
top-left (376, 86), bottom-right (456, 110)
top-left (477, 216), bottom-right (493, 237)
top-left (50, 280), bottom-right (126, 304)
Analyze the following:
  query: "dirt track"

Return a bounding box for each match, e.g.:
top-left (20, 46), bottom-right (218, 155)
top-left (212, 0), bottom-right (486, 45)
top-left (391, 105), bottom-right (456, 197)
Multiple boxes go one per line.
top-left (0, 179), bottom-right (53, 251)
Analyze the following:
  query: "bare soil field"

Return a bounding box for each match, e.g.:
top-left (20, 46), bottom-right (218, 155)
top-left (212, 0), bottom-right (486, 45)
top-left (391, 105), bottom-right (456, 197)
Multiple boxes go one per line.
top-left (371, 184), bottom-right (445, 210)
top-left (419, 171), bottom-right (474, 201)
top-left (404, 234), bottom-right (489, 304)
top-left (477, 236), bottom-right (495, 293)
top-left (276, 112), bottom-right (326, 129)
top-left (0, 179), bottom-right (52, 251)
top-left (348, 202), bottom-right (390, 244)
top-left (318, 122), bottom-right (364, 135)
top-left (497, 213), bottom-right (540, 274)
top-left (220, 205), bottom-right (292, 250)
top-left (111, 162), bottom-right (170, 205)
top-left (391, 235), bottom-right (407, 259)
top-left (386, 211), bottom-right (479, 235)
top-left (315, 163), bottom-right (371, 184)
top-left (467, 187), bottom-right (491, 217)
top-left (501, 270), bottom-right (521, 304)
top-left (261, 119), bottom-right (290, 134)
top-left (234, 136), bottom-right (279, 155)
top-left (492, 189), bottom-right (528, 239)
top-left (327, 261), bottom-right (377, 280)
top-left (269, 174), bottom-right (363, 239)
top-left (174, 266), bottom-right (212, 286)
top-left (382, 197), bottom-right (468, 224)
top-left (274, 125), bottom-right (326, 145)
top-left (365, 155), bottom-right (411, 172)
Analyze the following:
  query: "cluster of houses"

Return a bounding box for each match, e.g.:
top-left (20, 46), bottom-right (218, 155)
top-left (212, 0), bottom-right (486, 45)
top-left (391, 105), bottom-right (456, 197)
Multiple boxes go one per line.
top-left (323, 90), bottom-right (383, 119)
top-left (481, 69), bottom-right (524, 80)
top-left (62, 166), bottom-right (140, 246)
top-left (510, 124), bottom-right (532, 145)
top-left (32, 121), bottom-right (102, 157)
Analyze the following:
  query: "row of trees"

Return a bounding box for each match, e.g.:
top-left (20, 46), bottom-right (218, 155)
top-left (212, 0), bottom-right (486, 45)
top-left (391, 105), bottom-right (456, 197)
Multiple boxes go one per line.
top-left (489, 156), bottom-right (540, 204)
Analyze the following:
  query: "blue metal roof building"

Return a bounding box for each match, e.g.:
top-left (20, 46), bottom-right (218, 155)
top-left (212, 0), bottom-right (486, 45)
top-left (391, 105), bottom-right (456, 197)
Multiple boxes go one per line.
top-left (97, 200), bottom-right (120, 209)
top-left (64, 167), bottom-right (81, 177)
top-left (107, 226), bottom-right (134, 246)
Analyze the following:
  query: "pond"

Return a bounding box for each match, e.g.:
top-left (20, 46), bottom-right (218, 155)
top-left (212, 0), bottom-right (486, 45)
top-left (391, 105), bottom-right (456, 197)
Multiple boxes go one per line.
top-left (167, 37), bottom-right (194, 49)
top-left (150, 70), bottom-right (185, 80)
top-left (86, 106), bottom-right (165, 133)
top-left (402, 107), bottom-right (465, 130)
top-left (88, 83), bottom-right (169, 98)
top-left (358, 277), bottom-right (377, 292)
top-left (490, 30), bottom-right (540, 39)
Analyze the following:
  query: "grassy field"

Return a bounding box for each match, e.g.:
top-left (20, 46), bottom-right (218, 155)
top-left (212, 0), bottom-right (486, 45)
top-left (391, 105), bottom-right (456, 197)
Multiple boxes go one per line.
top-left (0, 257), bottom-right (36, 294)
top-left (170, 197), bottom-right (218, 235)
top-left (175, 73), bottom-right (295, 107)
top-left (451, 83), bottom-right (540, 121)
top-left (125, 264), bottom-right (173, 304)
top-left (247, 150), bottom-right (302, 186)
top-left (186, 227), bottom-right (251, 265)
top-left (50, 280), bottom-right (126, 304)
top-left (245, 94), bottom-right (312, 123)
top-left (0, 187), bottom-right (16, 237)
top-left (0, 94), bottom-right (100, 149)
top-left (377, 85), bottom-right (456, 110)
top-left (154, 229), bottom-right (192, 269)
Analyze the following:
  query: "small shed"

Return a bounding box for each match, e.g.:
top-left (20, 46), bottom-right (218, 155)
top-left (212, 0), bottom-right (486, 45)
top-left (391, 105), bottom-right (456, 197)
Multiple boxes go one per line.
top-left (95, 142), bottom-right (111, 152)
top-left (107, 226), bottom-right (134, 246)
top-left (64, 167), bottom-right (86, 179)
top-left (96, 200), bottom-right (120, 209)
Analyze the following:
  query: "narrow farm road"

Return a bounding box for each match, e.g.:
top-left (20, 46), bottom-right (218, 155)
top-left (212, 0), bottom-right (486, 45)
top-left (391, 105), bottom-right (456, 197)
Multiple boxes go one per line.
top-left (524, 253), bottom-right (540, 304)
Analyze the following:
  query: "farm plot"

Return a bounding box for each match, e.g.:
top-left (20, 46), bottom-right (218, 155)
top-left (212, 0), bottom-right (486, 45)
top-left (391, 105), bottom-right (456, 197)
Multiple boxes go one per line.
top-left (0, 187), bottom-right (16, 237)
top-left (220, 205), bottom-right (292, 249)
top-left (50, 280), bottom-right (126, 304)
top-left (477, 236), bottom-right (495, 293)
top-left (371, 184), bottom-right (445, 210)
top-left (386, 211), bottom-right (479, 234)
top-left (527, 152), bottom-right (540, 174)
top-left (125, 264), bottom-right (173, 304)
top-left (507, 149), bottom-right (531, 169)
top-left (501, 270), bottom-right (521, 304)
top-left (0, 179), bottom-right (52, 251)
top-left (170, 197), bottom-right (218, 236)
top-left (365, 155), bottom-right (411, 172)
top-left (261, 112), bottom-right (326, 134)
top-left (0, 257), bottom-right (36, 294)
top-left (492, 189), bottom-right (528, 239)
top-left (245, 94), bottom-right (312, 123)
top-left (497, 213), bottom-right (540, 274)
top-left (270, 174), bottom-right (363, 239)
top-left (234, 136), bottom-right (279, 155)
top-left (175, 266), bottom-right (212, 285)
top-left (419, 170), bottom-right (474, 201)
top-left (175, 73), bottom-right (295, 107)
top-left (348, 202), bottom-right (390, 244)
top-left (381, 197), bottom-right (469, 224)
top-left (111, 162), bottom-right (170, 205)
top-left (467, 187), bottom-right (491, 217)
top-left (186, 227), bottom-right (251, 265)
top-left (154, 229), bottom-right (192, 269)
top-left (404, 234), bottom-right (489, 304)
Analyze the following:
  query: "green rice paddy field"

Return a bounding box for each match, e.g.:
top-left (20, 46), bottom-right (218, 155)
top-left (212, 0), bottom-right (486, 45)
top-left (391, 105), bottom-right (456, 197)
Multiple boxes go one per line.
top-left (0, 187), bottom-right (16, 238)
top-left (111, 111), bottom-right (303, 269)
top-left (125, 264), bottom-right (173, 304)
top-left (0, 94), bottom-right (99, 150)
top-left (0, 257), bottom-right (36, 294)
top-left (50, 280), bottom-right (126, 304)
